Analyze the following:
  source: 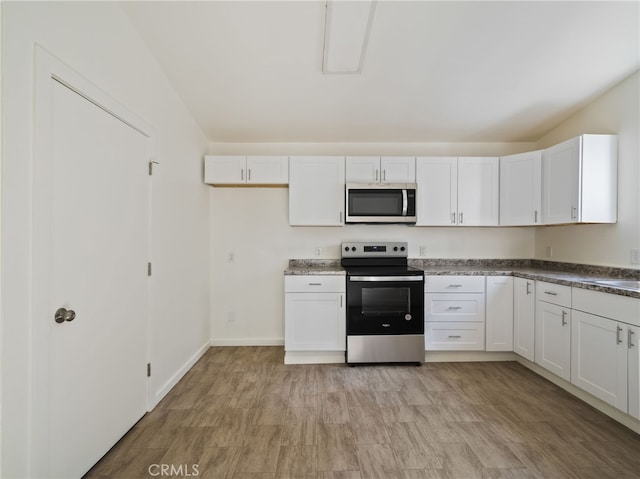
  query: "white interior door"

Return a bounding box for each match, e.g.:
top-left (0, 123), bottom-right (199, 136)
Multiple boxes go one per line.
top-left (33, 52), bottom-right (150, 479)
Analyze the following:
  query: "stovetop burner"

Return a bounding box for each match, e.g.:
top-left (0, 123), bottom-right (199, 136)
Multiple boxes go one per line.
top-left (340, 241), bottom-right (421, 275)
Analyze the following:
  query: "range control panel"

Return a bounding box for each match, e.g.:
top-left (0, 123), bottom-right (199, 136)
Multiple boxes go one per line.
top-left (341, 241), bottom-right (408, 258)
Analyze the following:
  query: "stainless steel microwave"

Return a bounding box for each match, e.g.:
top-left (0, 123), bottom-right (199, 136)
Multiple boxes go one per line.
top-left (345, 183), bottom-right (417, 224)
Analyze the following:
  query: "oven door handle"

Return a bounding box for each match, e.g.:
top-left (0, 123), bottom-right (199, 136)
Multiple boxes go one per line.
top-left (349, 276), bottom-right (424, 282)
top-left (402, 189), bottom-right (408, 216)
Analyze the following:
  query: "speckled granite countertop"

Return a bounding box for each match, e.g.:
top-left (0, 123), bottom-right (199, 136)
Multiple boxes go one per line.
top-left (284, 259), bottom-right (346, 275)
top-left (285, 258), bottom-right (640, 298)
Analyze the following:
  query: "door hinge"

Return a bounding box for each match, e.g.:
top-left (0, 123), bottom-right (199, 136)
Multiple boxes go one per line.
top-left (147, 363), bottom-right (151, 377)
top-left (148, 160), bottom-right (159, 176)
top-left (147, 262), bottom-right (152, 276)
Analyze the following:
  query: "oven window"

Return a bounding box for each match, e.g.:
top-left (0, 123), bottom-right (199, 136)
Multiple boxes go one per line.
top-left (362, 287), bottom-right (410, 315)
top-left (348, 190), bottom-right (403, 216)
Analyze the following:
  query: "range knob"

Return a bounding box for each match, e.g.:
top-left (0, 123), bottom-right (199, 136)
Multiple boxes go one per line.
top-left (393, 246), bottom-right (398, 251)
top-left (400, 246), bottom-right (406, 251)
top-left (351, 247), bottom-right (356, 251)
top-left (344, 246), bottom-right (349, 252)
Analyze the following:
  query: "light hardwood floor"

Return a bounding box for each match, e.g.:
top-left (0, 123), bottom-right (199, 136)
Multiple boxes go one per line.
top-left (85, 346), bottom-right (640, 479)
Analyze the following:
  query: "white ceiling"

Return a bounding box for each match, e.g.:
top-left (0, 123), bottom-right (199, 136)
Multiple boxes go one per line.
top-left (121, 1), bottom-right (639, 143)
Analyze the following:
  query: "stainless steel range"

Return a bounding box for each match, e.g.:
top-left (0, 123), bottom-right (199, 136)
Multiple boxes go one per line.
top-left (341, 241), bottom-right (425, 365)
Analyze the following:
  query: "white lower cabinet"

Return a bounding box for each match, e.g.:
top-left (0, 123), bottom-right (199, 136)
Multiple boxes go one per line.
top-left (571, 310), bottom-right (628, 412)
top-left (571, 287), bottom-right (640, 419)
top-left (425, 275), bottom-right (485, 351)
top-left (285, 276), bottom-right (345, 351)
top-left (485, 276), bottom-right (514, 351)
top-left (535, 299), bottom-right (571, 382)
top-left (513, 277), bottom-right (535, 361)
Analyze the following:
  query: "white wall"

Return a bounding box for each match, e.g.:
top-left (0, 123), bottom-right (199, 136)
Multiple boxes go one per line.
top-left (209, 142), bottom-right (536, 345)
top-left (1, 3), bottom-right (210, 477)
top-left (534, 71), bottom-right (640, 268)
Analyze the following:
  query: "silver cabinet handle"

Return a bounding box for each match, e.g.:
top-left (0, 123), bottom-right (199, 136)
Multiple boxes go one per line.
top-left (340, 294), bottom-right (343, 308)
top-left (54, 307), bottom-right (76, 324)
top-left (308, 283), bottom-right (322, 286)
top-left (534, 210), bottom-right (538, 223)
top-left (561, 310), bottom-right (568, 326)
top-left (375, 169), bottom-right (379, 182)
top-left (448, 284), bottom-right (463, 288)
top-left (383, 169), bottom-right (386, 182)
top-left (447, 306), bottom-right (462, 311)
top-left (248, 168), bottom-right (251, 181)
top-left (339, 211), bottom-right (343, 223)
top-left (526, 282), bottom-right (532, 295)
top-left (544, 291), bottom-right (558, 296)
top-left (617, 325), bottom-right (623, 345)
top-left (241, 168), bottom-right (244, 181)
top-left (629, 329), bottom-right (635, 349)
top-left (451, 212), bottom-right (456, 224)
top-left (460, 212), bottom-right (464, 224)
top-left (382, 323), bottom-right (391, 327)
top-left (448, 335), bottom-right (462, 339)
top-left (571, 205), bottom-right (577, 220)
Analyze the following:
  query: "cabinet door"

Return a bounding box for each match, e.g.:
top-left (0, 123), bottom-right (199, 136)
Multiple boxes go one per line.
top-left (285, 292), bottom-right (345, 351)
top-left (380, 156), bottom-right (416, 183)
top-left (542, 137), bottom-right (580, 224)
top-left (289, 156), bottom-right (345, 226)
top-left (535, 301), bottom-right (571, 381)
top-left (513, 278), bottom-right (535, 361)
top-left (204, 155), bottom-right (246, 184)
top-left (499, 151), bottom-right (542, 225)
top-left (246, 156), bottom-right (288, 184)
top-left (627, 325), bottom-right (639, 420)
top-left (345, 156), bottom-right (380, 183)
top-left (486, 277), bottom-right (514, 352)
top-left (571, 311), bottom-right (627, 412)
top-left (415, 157), bottom-right (457, 226)
top-left (457, 157), bottom-right (499, 226)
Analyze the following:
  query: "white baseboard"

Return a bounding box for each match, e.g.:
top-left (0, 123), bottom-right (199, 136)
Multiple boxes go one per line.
top-left (516, 356), bottom-right (640, 435)
top-left (285, 351), bottom-right (346, 365)
top-left (210, 338), bottom-right (284, 347)
top-left (148, 341), bottom-right (210, 410)
top-left (425, 351), bottom-right (517, 362)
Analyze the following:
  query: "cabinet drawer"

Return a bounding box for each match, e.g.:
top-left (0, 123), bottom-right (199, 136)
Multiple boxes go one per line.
top-left (425, 275), bottom-right (485, 293)
top-left (425, 293), bottom-right (485, 322)
top-left (285, 275), bottom-right (345, 293)
top-left (572, 287), bottom-right (640, 327)
top-left (536, 281), bottom-right (572, 307)
top-left (425, 322), bottom-right (485, 350)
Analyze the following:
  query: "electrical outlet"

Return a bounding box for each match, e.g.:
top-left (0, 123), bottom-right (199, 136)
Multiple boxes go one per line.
top-left (315, 247), bottom-right (322, 257)
top-left (419, 245), bottom-right (427, 257)
top-left (228, 252), bottom-right (235, 263)
top-left (631, 248), bottom-right (640, 265)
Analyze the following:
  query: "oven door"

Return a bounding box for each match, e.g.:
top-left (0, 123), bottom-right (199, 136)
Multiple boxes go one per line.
top-left (347, 275), bottom-right (424, 335)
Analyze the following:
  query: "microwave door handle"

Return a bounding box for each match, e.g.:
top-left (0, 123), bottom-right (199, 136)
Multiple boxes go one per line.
top-left (402, 189), bottom-right (408, 216)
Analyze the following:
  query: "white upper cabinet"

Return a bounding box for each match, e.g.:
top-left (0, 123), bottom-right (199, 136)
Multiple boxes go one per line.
top-left (289, 156), bottom-right (345, 226)
top-left (346, 156), bottom-right (415, 183)
top-left (416, 156), bottom-right (498, 226)
top-left (457, 157), bottom-right (500, 226)
top-left (542, 134), bottom-right (617, 224)
top-left (204, 155), bottom-right (288, 185)
top-left (499, 150), bottom-right (542, 226)
top-left (416, 157), bottom-right (458, 226)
